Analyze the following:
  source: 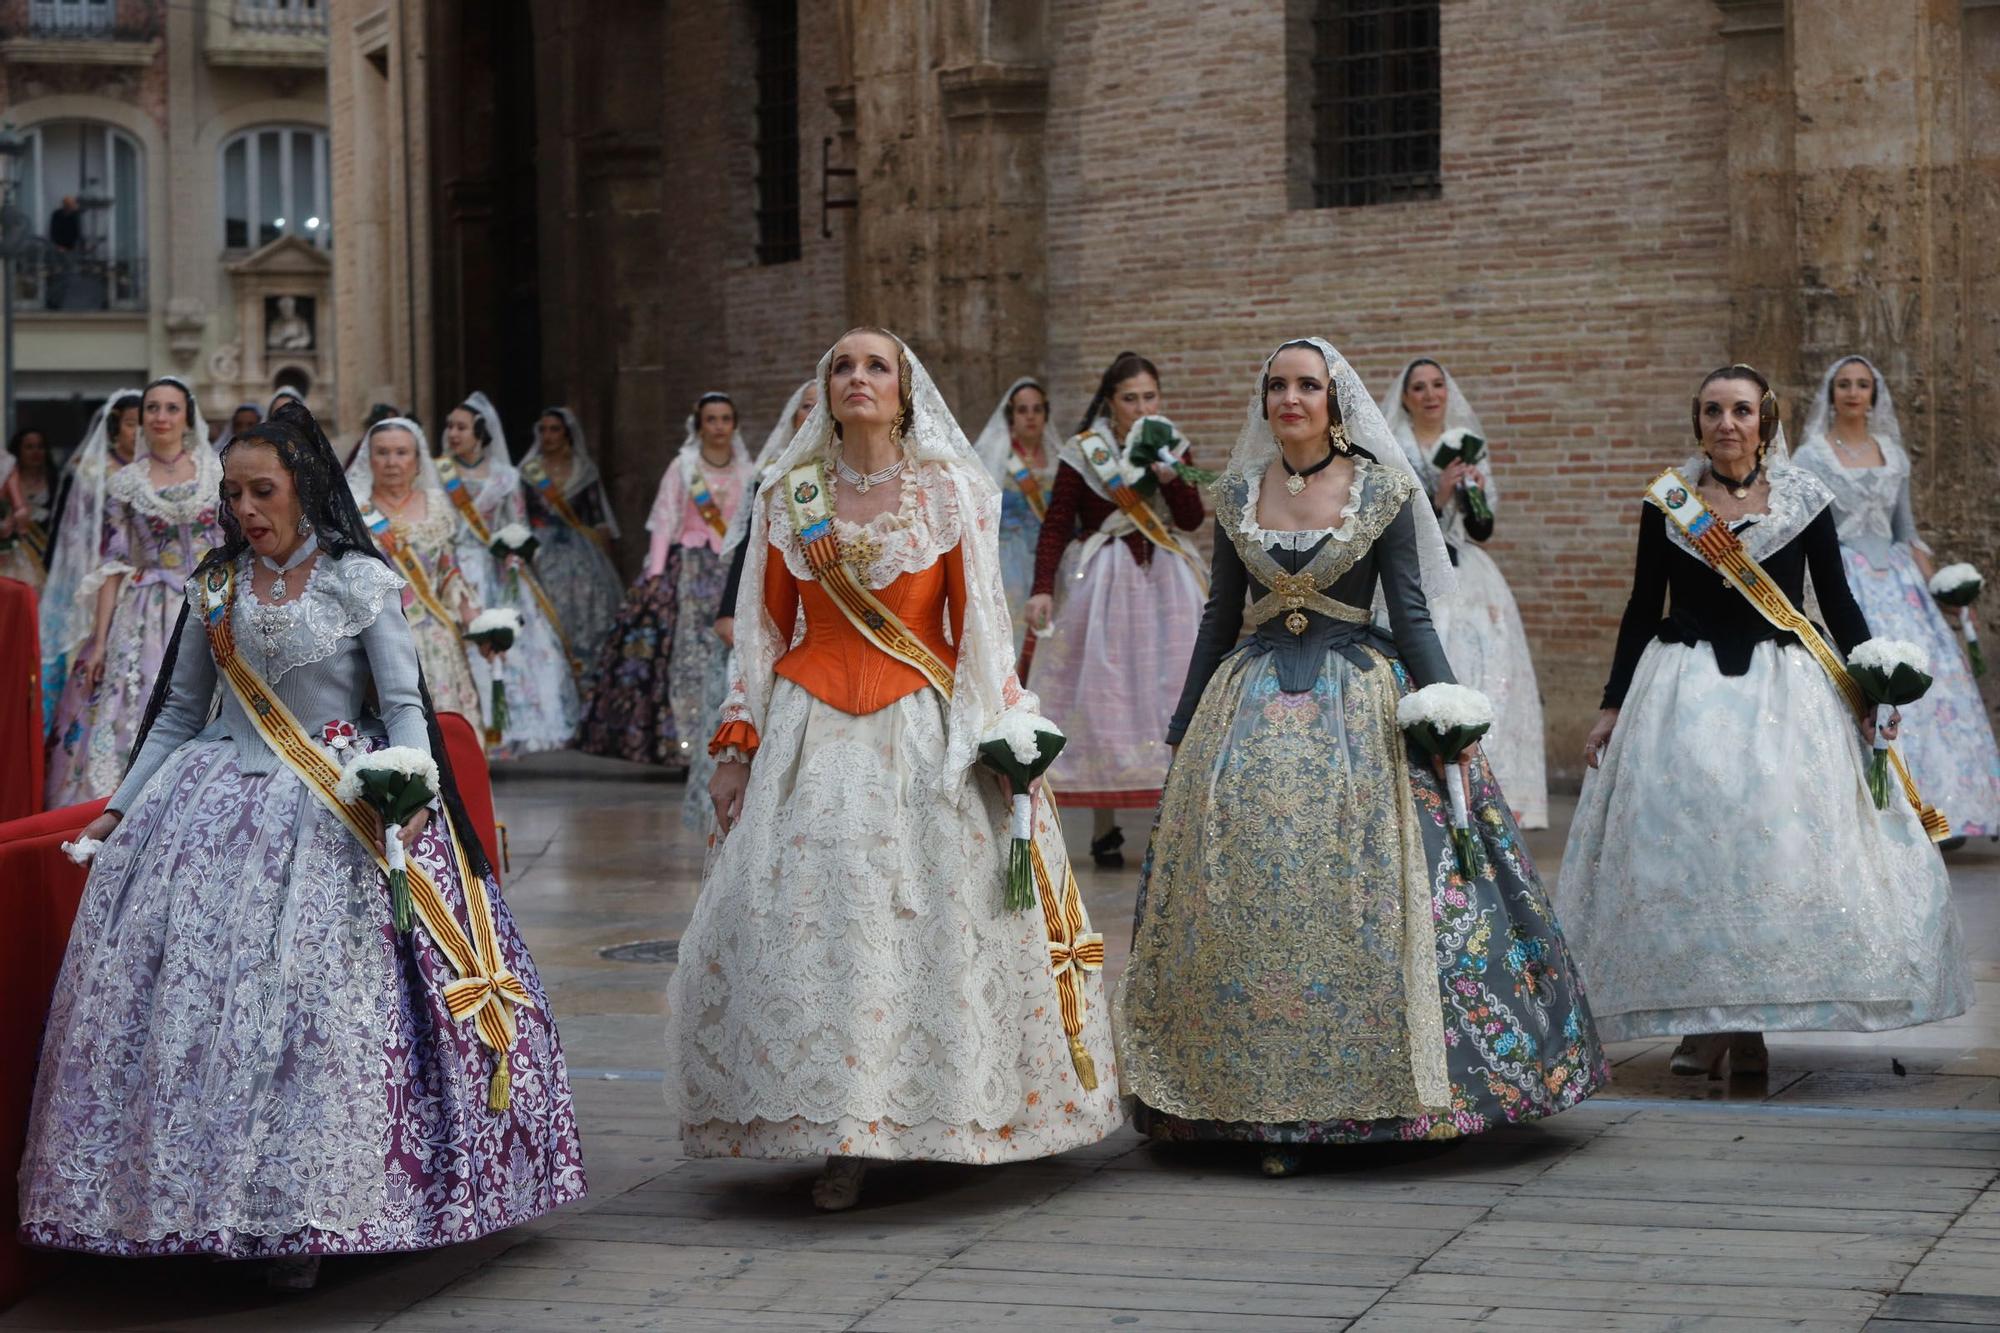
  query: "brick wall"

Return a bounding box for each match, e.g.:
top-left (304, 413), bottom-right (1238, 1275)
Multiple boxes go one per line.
top-left (1041, 0), bottom-right (1735, 775)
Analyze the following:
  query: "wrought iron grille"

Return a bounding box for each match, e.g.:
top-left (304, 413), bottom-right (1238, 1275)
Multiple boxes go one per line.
top-left (29, 0), bottom-right (114, 37)
top-left (753, 0), bottom-right (802, 265)
top-left (1311, 0), bottom-right (1440, 208)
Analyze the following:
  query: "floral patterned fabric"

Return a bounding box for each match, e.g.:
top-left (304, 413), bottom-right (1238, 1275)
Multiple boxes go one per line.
top-left (672, 544), bottom-right (731, 828)
top-left (376, 502), bottom-right (484, 724)
top-left (577, 551), bottom-right (687, 767)
top-left (523, 480), bottom-right (624, 683)
top-left (19, 732), bottom-right (586, 1256)
top-left (44, 477), bottom-right (220, 807)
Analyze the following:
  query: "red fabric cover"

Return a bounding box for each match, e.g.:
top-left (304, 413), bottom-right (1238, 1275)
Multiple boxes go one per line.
top-left (0, 797), bottom-right (106, 1306)
top-left (0, 578), bottom-right (44, 822)
top-left (437, 711), bottom-right (500, 884)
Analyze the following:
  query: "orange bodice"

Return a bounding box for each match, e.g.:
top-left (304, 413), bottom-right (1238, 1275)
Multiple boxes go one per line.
top-left (711, 539), bottom-right (966, 756)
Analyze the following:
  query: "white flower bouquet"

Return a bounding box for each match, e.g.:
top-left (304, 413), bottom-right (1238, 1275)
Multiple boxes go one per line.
top-left (1121, 415), bottom-right (1214, 494)
top-left (335, 745), bottom-right (440, 932)
top-left (59, 836), bottom-right (103, 866)
top-left (1847, 638), bottom-right (1933, 809)
top-left (1397, 683), bottom-right (1496, 879)
top-left (1930, 563), bottom-right (1984, 677)
top-left (463, 608), bottom-right (524, 741)
top-left (979, 711), bottom-right (1067, 912)
top-left (489, 521), bottom-right (539, 564)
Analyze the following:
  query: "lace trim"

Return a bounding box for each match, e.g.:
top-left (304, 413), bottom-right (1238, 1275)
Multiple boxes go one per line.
top-left (768, 461), bottom-right (965, 590)
top-left (220, 552), bottom-right (407, 684)
top-left (1661, 463), bottom-right (1831, 565)
top-left (107, 450), bottom-right (223, 525)
top-left (1236, 469), bottom-right (1368, 550)
top-left (387, 500), bottom-right (462, 551)
top-left (1217, 463), bottom-right (1412, 586)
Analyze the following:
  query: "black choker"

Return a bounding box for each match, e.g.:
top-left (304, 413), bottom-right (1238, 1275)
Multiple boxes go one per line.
top-left (1280, 447), bottom-right (1340, 496)
top-left (1709, 461), bottom-right (1761, 499)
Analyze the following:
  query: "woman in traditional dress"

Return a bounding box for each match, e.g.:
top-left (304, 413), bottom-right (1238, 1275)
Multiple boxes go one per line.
top-left (519, 406), bottom-right (625, 671)
top-left (39, 391), bottom-right (141, 720)
top-left (716, 379), bottom-right (819, 648)
top-left (346, 419), bottom-right (488, 723)
top-left (672, 328), bottom-right (1122, 1211)
top-left (578, 393), bottom-right (750, 772)
top-left (971, 378), bottom-right (1061, 666)
top-left (1379, 359), bottom-right (1548, 828)
top-left (1558, 365), bottom-right (1969, 1077)
top-left (23, 402), bottom-right (584, 1288)
top-left (440, 392), bottom-right (580, 758)
top-left (1024, 352), bottom-right (1207, 867)
top-left (45, 378), bottom-right (223, 807)
top-left (1792, 356), bottom-right (2000, 841)
top-left (1116, 339), bottom-right (1605, 1176)
top-left (0, 429), bottom-right (48, 586)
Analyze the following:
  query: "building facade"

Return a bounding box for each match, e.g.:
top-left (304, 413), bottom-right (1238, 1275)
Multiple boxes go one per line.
top-left (1, 0), bottom-right (332, 448)
top-left (329, 0), bottom-right (2000, 778)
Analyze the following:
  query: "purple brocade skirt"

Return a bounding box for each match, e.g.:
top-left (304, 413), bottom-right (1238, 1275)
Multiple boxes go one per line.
top-left (18, 737), bottom-right (587, 1257)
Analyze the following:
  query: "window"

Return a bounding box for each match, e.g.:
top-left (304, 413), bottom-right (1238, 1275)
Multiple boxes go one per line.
top-left (220, 125), bottom-right (331, 250)
top-left (232, 0), bottom-right (326, 33)
top-left (752, 0), bottom-right (801, 264)
top-left (1310, 0), bottom-right (1440, 208)
top-left (28, 0), bottom-right (114, 37)
top-left (14, 120), bottom-right (146, 312)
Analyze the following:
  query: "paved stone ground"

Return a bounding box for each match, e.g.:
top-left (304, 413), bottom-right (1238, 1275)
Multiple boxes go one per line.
top-left (7, 753), bottom-right (2000, 1332)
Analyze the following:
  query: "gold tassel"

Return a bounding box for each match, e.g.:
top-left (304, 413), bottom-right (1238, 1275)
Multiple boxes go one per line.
top-left (1067, 1034), bottom-right (1099, 1091)
top-left (488, 1054), bottom-right (512, 1112)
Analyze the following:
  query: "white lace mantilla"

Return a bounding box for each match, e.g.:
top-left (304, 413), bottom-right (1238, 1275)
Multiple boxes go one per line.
top-left (223, 552), bottom-right (405, 685)
top-left (1661, 462), bottom-right (1831, 565)
top-left (1236, 469), bottom-right (1366, 551)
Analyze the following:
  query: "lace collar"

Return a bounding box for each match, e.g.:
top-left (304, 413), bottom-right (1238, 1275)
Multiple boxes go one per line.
top-left (108, 447), bottom-right (222, 525)
top-left (1661, 461), bottom-right (1832, 564)
top-left (386, 496), bottom-right (462, 551)
top-left (211, 550), bottom-right (405, 684)
top-left (768, 460), bottom-right (965, 590)
top-left (1236, 467), bottom-right (1368, 551)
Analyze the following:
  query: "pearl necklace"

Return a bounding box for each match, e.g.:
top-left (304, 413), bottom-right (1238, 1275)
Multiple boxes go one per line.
top-left (835, 453), bottom-right (906, 494)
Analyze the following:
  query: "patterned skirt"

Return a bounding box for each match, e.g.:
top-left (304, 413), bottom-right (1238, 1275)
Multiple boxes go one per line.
top-left (577, 551), bottom-right (686, 767)
top-left (671, 545), bottom-right (731, 829)
top-left (20, 737), bottom-right (586, 1256)
top-left (1116, 645), bottom-right (1607, 1144)
top-left (45, 571), bottom-right (181, 808)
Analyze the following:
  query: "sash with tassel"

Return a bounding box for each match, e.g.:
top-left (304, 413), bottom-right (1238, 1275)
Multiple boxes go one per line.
top-left (1074, 431), bottom-right (1208, 591)
top-left (435, 454), bottom-right (584, 678)
top-left (198, 561), bottom-right (537, 1107)
top-left (686, 453), bottom-right (731, 539)
top-left (1647, 470), bottom-right (1949, 839)
top-left (782, 462), bottom-right (1104, 1087)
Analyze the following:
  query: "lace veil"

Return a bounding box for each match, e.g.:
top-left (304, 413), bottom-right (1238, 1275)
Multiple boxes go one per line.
top-left (970, 377), bottom-right (1061, 492)
top-left (40, 387), bottom-right (139, 664)
top-left (1376, 357), bottom-right (1501, 510)
top-left (521, 406), bottom-right (618, 539)
top-left (1803, 355), bottom-right (1902, 448)
top-left (347, 417), bottom-right (448, 509)
top-left (1229, 337), bottom-right (1456, 605)
top-left (726, 331), bottom-right (1024, 791)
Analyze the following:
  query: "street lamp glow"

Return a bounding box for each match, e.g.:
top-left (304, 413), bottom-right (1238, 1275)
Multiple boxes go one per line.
top-left (273, 217), bottom-right (285, 228)
top-left (305, 216), bottom-right (320, 230)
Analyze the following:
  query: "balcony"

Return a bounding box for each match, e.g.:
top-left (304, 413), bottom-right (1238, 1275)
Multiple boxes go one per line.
top-left (205, 0), bottom-right (324, 69)
top-left (10, 247), bottom-right (147, 314)
top-left (2, 0), bottom-right (160, 64)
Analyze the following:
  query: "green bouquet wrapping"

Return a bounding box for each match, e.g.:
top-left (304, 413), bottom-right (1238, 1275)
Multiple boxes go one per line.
top-left (334, 746), bottom-right (441, 933)
top-left (463, 608), bottom-right (523, 743)
top-left (1122, 415), bottom-right (1216, 496)
top-left (1430, 428), bottom-right (1494, 528)
top-left (1396, 683), bottom-right (1496, 881)
top-left (1930, 564), bottom-right (1984, 677)
top-left (1847, 638), bottom-right (1934, 809)
top-left (979, 712), bottom-right (1068, 912)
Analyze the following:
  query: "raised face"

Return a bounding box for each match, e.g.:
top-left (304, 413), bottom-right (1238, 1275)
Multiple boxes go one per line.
top-left (1832, 359), bottom-right (1876, 426)
top-left (16, 431), bottom-right (47, 470)
top-left (792, 381), bottom-right (820, 431)
top-left (828, 331), bottom-right (903, 433)
top-left (697, 400), bottom-right (736, 450)
top-left (370, 426), bottom-right (421, 490)
top-left (1264, 345), bottom-right (1332, 448)
top-left (230, 408), bottom-right (261, 435)
top-left (1699, 376), bottom-right (1764, 472)
top-left (1110, 371), bottom-right (1160, 437)
top-left (1402, 363), bottom-right (1448, 429)
top-left (222, 441), bottom-right (301, 558)
top-left (444, 407), bottom-right (483, 462)
top-left (113, 406), bottom-right (140, 451)
top-left (143, 384), bottom-right (189, 451)
top-left (1008, 385), bottom-right (1049, 444)
top-left (537, 413), bottom-right (572, 456)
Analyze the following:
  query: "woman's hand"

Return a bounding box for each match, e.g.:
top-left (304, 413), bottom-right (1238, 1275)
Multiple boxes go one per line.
top-left (1024, 593), bottom-right (1055, 635)
top-left (1583, 708), bottom-right (1619, 769)
top-left (79, 810), bottom-right (122, 844)
top-left (1861, 707), bottom-right (1902, 747)
top-left (397, 807), bottom-right (432, 848)
top-left (710, 760), bottom-right (750, 835)
top-left (84, 636), bottom-right (109, 688)
top-left (715, 616), bottom-right (735, 648)
top-left (1433, 460), bottom-right (1471, 513)
top-left (1150, 460), bottom-right (1179, 484)
top-left (476, 642), bottom-right (501, 663)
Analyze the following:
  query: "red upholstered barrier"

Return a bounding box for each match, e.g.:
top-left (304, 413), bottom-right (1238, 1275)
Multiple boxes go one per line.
top-left (0, 717), bottom-right (498, 1307)
top-left (0, 578), bottom-right (44, 822)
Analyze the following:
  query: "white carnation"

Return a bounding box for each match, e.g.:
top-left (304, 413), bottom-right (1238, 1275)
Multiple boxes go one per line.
top-left (333, 745), bottom-right (439, 801)
top-left (1848, 637), bottom-right (1931, 676)
top-left (467, 607), bottom-right (525, 637)
top-left (1396, 682), bottom-right (1496, 731)
top-left (491, 522), bottom-right (534, 549)
top-left (983, 710), bottom-right (1065, 766)
top-left (1122, 414), bottom-right (1190, 464)
top-left (1437, 427), bottom-right (1478, 450)
top-left (1931, 563), bottom-right (1982, 597)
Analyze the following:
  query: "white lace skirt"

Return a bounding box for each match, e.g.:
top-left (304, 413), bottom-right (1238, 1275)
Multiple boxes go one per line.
top-left (1432, 544), bottom-right (1548, 827)
top-left (1555, 639), bottom-right (1970, 1042)
top-left (664, 679), bottom-right (1124, 1163)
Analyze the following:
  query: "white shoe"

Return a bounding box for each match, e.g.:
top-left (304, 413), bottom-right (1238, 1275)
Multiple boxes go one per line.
top-left (1668, 1034), bottom-right (1730, 1079)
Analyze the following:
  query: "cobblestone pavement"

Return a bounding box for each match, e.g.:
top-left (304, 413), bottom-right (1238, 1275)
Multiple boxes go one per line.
top-left (8, 754), bottom-right (1999, 1332)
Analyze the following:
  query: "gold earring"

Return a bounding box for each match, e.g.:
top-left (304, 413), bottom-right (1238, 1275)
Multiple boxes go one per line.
top-left (1329, 422), bottom-right (1352, 455)
top-left (892, 406), bottom-right (909, 441)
